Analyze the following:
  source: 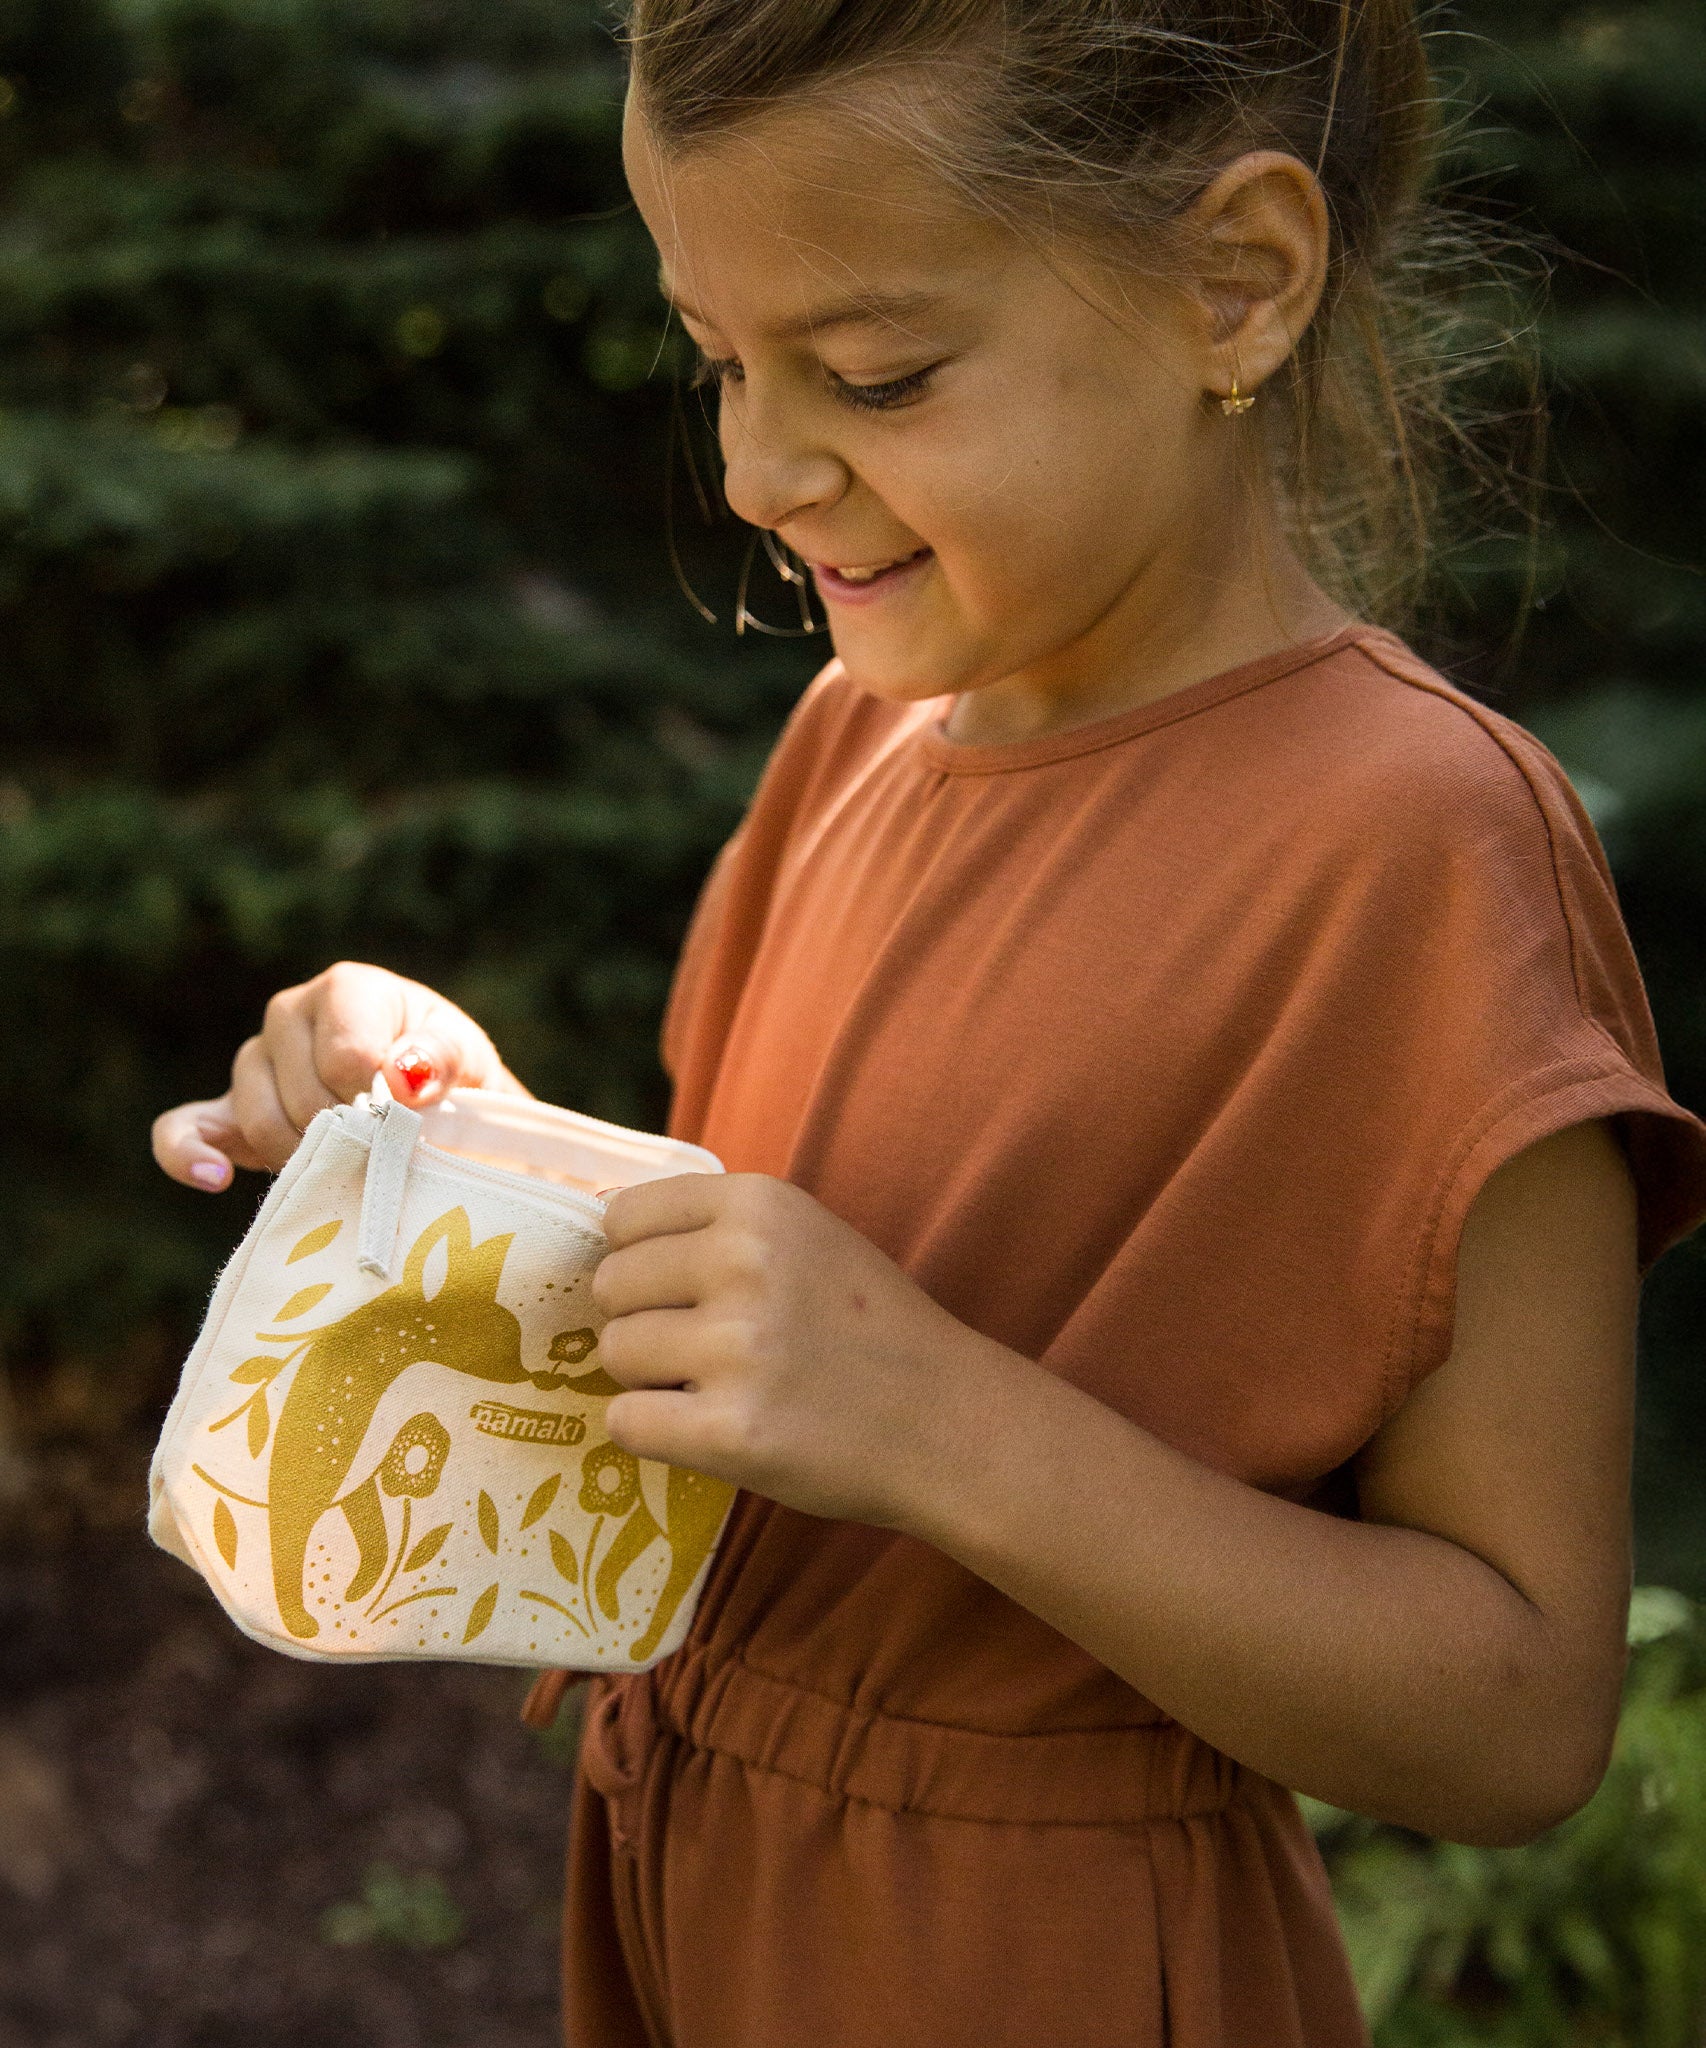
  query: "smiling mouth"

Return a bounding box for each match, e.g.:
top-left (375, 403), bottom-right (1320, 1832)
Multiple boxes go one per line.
top-left (810, 547), bottom-right (932, 591)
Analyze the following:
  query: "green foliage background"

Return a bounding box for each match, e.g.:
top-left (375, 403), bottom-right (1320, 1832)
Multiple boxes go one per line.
top-left (0, 3), bottom-right (1702, 2035)
top-left (1314, 1591), bottom-right (1706, 2046)
top-left (0, 0), bottom-right (810, 1395)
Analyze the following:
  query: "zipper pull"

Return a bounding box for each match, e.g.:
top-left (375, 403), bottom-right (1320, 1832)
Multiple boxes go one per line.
top-left (357, 1097), bottom-right (424, 1281)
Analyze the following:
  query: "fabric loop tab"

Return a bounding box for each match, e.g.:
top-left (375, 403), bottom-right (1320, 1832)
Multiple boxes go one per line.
top-left (356, 1100), bottom-right (423, 1281)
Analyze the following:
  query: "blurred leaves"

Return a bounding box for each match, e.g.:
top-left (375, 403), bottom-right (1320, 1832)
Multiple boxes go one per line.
top-left (1312, 1592), bottom-right (1706, 2046)
top-left (0, 0), bottom-right (806, 1362)
top-left (319, 1861), bottom-right (465, 1951)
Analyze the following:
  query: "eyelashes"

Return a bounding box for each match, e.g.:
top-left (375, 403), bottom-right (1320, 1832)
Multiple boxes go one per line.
top-left (687, 351), bottom-right (939, 414)
top-left (835, 366), bottom-right (937, 413)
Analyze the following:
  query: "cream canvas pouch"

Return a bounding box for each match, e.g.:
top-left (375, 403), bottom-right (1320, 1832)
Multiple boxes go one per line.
top-left (148, 1089), bottom-right (731, 1673)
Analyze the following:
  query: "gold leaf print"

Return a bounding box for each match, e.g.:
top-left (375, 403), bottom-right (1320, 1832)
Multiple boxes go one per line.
top-left (246, 1395), bottom-right (269, 1460)
top-left (477, 1491), bottom-right (500, 1554)
top-left (463, 1584), bottom-right (499, 1643)
top-left (213, 1499), bottom-right (238, 1568)
top-left (274, 1282), bottom-right (334, 1321)
top-left (403, 1522), bottom-right (453, 1574)
top-left (287, 1220), bottom-right (343, 1264)
top-left (229, 1354), bottom-right (288, 1386)
top-left (548, 1529), bottom-right (579, 1585)
top-left (520, 1473), bottom-right (560, 1529)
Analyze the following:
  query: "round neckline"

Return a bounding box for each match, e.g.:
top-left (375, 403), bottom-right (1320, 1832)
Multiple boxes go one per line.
top-left (915, 624), bottom-right (1372, 776)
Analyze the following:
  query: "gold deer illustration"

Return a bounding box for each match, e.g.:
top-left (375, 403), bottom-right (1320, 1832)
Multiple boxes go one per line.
top-left (591, 1463), bottom-right (735, 1662)
top-left (253, 1204), bottom-right (732, 1658)
top-left (263, 1207), bottom-right (536, 1639)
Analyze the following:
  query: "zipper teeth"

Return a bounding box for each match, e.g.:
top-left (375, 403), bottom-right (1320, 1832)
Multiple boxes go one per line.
top-left (346, 1105), bottom-right (608, 1229)
top-left (419, 1144), bottom-right (609, 1227)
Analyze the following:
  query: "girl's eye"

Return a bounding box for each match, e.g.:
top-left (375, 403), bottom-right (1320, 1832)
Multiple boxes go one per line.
top-left (829, 366), bottom-right (938, 413)
top-left (687, 350), bottom-right (937, 414)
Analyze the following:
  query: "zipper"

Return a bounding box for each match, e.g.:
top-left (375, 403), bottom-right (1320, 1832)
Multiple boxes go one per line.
top-left (348, 1095), bottom-right (609, 1284)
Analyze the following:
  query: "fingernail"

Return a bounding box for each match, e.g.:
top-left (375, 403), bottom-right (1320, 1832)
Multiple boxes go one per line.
top-left (394, 1047), bottom-right (436, 1096)
top-left (190, 1161), bottom-right (229, 1190)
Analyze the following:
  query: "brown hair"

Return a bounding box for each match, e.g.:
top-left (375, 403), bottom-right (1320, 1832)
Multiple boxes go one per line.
top-left (621, 0), bottom-right (1536, 624)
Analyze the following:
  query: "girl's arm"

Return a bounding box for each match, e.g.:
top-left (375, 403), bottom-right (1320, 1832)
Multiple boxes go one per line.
top-left (595, 1118), bottom-right (1638, 1847)
top-left (897, 1117), bottom-right (1637, 1845)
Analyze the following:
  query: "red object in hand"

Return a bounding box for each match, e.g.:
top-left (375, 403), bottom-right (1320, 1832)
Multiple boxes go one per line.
top-left (393, 1047), bottom-right (436, 1096)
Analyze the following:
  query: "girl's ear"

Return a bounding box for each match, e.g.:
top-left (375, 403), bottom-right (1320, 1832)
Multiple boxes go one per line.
top-left (1184, 150), bottom-right (1332, 407)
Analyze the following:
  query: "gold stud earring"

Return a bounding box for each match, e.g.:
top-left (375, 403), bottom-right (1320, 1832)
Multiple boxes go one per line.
top-left (1220, 374), bottom-right (1257, 418)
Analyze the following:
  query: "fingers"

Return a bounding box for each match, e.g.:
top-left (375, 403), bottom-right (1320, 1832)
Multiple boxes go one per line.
top-left (298, 961), bottom-right (413, 1103)
top-left (258, 960), bottom-right (515, 1137)
top-left (381, 1005), bottom-right (496, 1107)
top-left (151, 960), bottom-right (527, 1195)
top-left (303, 968), bottom-right (510, 1109)
top-left (601, 1172), bottom-right (731, 1252)
top-left (228, 1034), bottom-right (311, 1171)
top-left (598, 1308), bottom-right (707, 1390)
top-left (604, 1388), bottom-right (731, 1475)
top-left (263, 962), bottom-right (503, 1116)
top-left (151, 1093), bottom-right (271, 1190)
top-left (592, 1231), bottom-right (711, 1320)
top-left (262, 986), bottom-right (345, 1134)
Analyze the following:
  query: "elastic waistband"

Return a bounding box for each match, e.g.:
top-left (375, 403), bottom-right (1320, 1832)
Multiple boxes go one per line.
top-left (580, 1646), bottom-right (1249, 1828)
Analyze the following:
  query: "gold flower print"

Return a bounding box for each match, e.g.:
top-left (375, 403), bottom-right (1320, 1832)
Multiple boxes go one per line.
top-left (379, 1414), bottom-right (450, 1499)
top-left (537, 1326), bottom-right (622, 1398)
top-left (579, 1443), bottom-right (640, 1518)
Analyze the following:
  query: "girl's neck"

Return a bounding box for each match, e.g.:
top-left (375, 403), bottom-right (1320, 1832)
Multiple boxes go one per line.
top-left (942, 522), bottom-right (1353, 749)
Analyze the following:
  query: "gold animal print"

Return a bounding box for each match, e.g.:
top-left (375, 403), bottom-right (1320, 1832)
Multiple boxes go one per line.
top-left (198, 1204), bottom-right (732, 1662)
top-left (259, 1207), bottom-right (535, 1639)
top-left (563, 1445), bottom-right (734, 1661)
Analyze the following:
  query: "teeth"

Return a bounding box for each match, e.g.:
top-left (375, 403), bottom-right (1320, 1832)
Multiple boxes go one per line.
top-left (835, 550), bottom-right (917, 583)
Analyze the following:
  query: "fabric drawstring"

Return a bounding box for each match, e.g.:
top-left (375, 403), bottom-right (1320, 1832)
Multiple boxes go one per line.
top-left (577, 1677), bottom-right (658, 1856)
top-left (520, 1666), bottom-right (587, 1731)
top-left (356, 1098), bottom-right (424, 1281)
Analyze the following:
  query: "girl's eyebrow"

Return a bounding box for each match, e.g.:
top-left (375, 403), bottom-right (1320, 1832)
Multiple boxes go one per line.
top-left (661, 280), bottom-right (947, 342)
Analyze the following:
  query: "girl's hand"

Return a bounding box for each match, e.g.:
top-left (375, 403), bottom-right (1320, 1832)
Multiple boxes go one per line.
top-left (593, 1174), bottom-right (983, 1529)
top-left (151, 961), bottom-right (528, 1190)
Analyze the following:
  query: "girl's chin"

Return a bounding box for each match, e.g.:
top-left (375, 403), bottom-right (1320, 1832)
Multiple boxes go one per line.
top-left (824, 590), bottom-right (997, 705)
top-left (828, 637), bottom-right (974, 708)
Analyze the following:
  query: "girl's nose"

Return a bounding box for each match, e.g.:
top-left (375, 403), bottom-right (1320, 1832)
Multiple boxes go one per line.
top-left (720, 406), bottom-right (847, 534)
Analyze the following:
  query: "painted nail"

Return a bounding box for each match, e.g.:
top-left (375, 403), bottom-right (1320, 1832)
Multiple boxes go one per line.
top-left (190, 1161), bottom-right (229, 1189)
top-left (393, 1047), bottom-right (435, 1095)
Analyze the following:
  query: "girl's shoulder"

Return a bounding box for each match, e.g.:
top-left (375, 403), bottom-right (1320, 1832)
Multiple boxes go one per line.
top-left (1264, 627), bottom-right (1590, 835)
top-left (1240, 628), bottom-right (1616, 926)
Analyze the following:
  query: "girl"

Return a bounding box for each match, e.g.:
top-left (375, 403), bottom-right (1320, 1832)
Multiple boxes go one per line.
top-left (154, 5), bottom-right (1706, 2044)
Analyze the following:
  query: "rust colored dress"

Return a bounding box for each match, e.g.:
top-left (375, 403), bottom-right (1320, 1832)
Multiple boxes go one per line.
top-left (558, 627), bottom-right (1706, 2048)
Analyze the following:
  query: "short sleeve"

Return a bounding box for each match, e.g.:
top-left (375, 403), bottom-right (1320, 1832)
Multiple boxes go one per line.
top-left (1349, 700), bottom-right (1706, 1409)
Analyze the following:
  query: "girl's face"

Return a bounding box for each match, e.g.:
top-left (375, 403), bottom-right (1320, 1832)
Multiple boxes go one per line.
top-left (623, 90), bottom-right (1326, 737)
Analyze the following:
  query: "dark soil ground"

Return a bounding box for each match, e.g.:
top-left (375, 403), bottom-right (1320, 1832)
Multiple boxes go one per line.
top-left (0, 1439), bottom-right (586, 2048)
